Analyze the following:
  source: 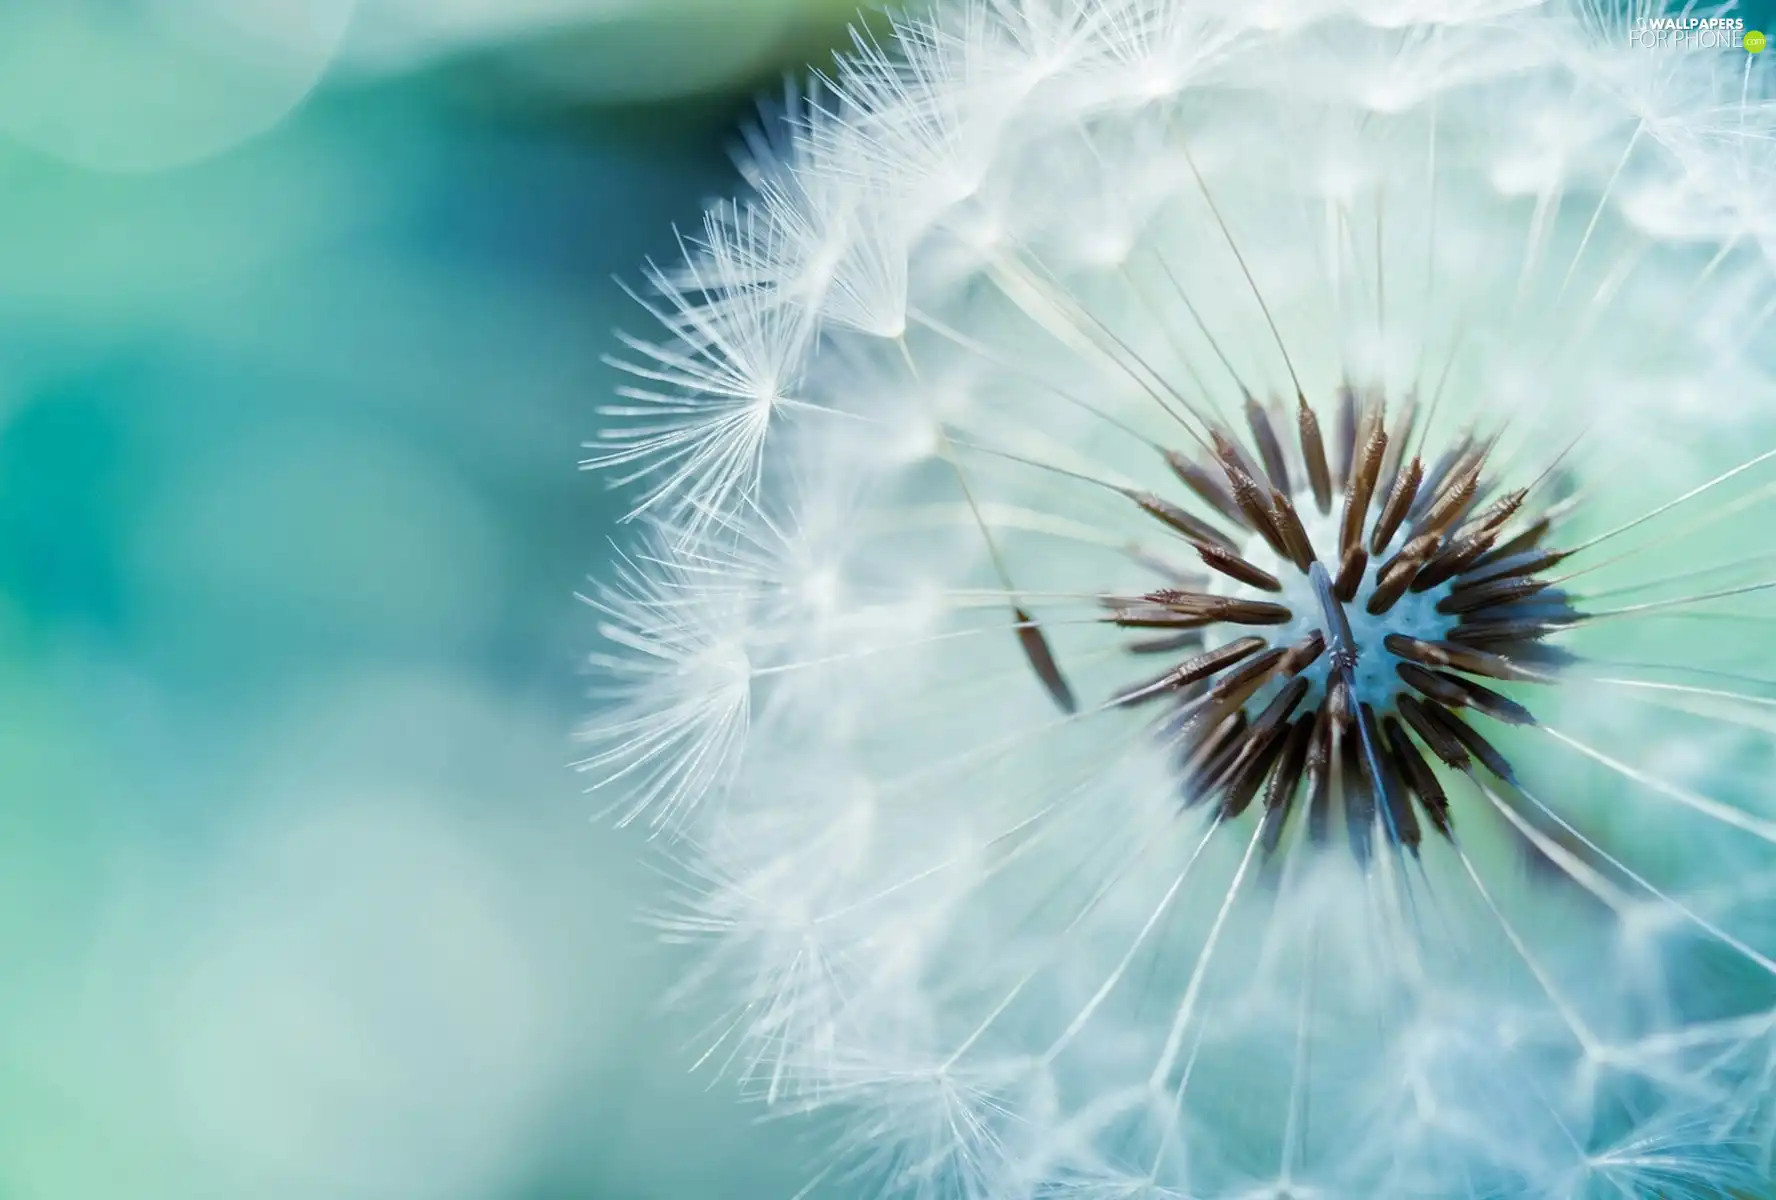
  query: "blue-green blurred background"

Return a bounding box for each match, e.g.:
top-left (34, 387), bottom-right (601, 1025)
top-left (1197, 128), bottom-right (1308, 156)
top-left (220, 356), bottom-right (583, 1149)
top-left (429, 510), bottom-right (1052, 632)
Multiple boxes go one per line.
top-left (0, 3), bottom-right (861, 1197)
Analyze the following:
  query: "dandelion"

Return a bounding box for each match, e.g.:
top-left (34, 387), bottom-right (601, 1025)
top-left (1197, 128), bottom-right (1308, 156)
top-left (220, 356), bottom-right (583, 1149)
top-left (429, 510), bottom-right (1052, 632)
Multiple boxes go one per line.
top-left (584, 1), bottom-right (1776, 1194)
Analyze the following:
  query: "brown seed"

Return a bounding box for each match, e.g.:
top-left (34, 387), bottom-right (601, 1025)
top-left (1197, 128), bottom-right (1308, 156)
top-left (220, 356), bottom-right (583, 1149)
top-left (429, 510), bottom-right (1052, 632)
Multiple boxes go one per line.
top-left (1410, 436), bottom-right (1473, 521)
top-left (1206, 646), bottom-right (1290, 708)
top-left (1305, 704), bottom-right (1335, 844)
top-left (1383, 634), bottom-right (1546, 683)
top-left (1370, 456), bottom-right (1423, 555)
top-left (1215, 677), bottom-right (1306, 797)
top-left (1219, 724), bottom-right (1291, 821)
top-left (1112, 636), bottom-right (1267, 706)
top-left (1179, 712), bottom-right (1248, 800)
top-left (1013, 608), bottom-right (1076, 713)
top-left (1396, 662), bottom-right (1470, 707)
top-left (1339, 721), bottom-right (1374, 863)
top-left (1464, 488), bottom-right (1527, 535)
top-left (1360, 702), bottom-right (1419, 849)
top-left (1415, 461), bottom-right (1482, 537)
top-left (1246, 396), bottom-right (1293, 495)
top-left (1383, 716), bottom-right (1452, 838)
top-left (1111, 666), bottom-right (1181, 707)
top-left (1377, 396), bottom-right (1417, 498)
top-left (1130, 491), bottom-right (1236, 550)
top-left (1418, 699), bottom-right (1518, 782)
top-left (1438, 575), bottom-right (1554, 615)
top-left (1393, 532), bottom-right (1442, 563)
top-left (1163, 450), bottom-right (1245, 526)
top-left (1447, 618), bottom-right (1559, 647)
top-left (1213, 433), bottom-right (1290, 557)
top-left (1410, 528), bottom-right (1498, 593)
top-left (1470, 517), bottom-right (1553, 570)
top-left (1194, 723), bottom-right (1261, 797)
top-left (1250, 675), bottom-right (1310, 739)
top-left (1457, 546), bottom-right (1568, 589)
top-left (1259, 717), bottom-right (1315, 857)
top-left (1105, 606), bottom-right (1219, 630)
top-left (1221, 428), bottom-right (1271, 490)
top-left (1340, 424), bottom-right (1388, 555)
top-left (1434, 672), bottom-right (1537, 726)
top-left (1148, 592), bottom-right (1294, 626)
top-left (1354, 387), bottom-right (1383, 446)
top-left (1332, 386), bottom-right (1360, 490)
top-left (1196, 543), bottom-right (1283, 592)
top-left (1365, 556), bottom-right (1420, 616)
top-left (1278, 630), bottom-right (1326, 676)
top-left (1297, 396), bottom-right (1333, 514)
top-left (1333, 544), bottom-right (1369, 603)
top-left (1176, 657), bottom-right (1287, 771)
top-left (1365, 532), bottom-right (1438, 614)
top-left (1397, 693), bottom-right (1469, 769)
top-left (1270, 488), bottom-right (1317, 572)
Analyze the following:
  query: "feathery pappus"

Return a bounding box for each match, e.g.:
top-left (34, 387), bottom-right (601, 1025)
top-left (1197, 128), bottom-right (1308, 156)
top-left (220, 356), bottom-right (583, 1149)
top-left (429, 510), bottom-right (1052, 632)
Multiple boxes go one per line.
top-left (582, 1), bottom-right (1776, 1195)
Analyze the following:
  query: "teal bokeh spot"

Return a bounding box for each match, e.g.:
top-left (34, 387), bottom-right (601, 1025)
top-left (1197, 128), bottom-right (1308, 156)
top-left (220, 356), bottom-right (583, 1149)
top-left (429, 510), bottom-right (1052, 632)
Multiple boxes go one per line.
top-left (0, 367), bottom-right (145, 635)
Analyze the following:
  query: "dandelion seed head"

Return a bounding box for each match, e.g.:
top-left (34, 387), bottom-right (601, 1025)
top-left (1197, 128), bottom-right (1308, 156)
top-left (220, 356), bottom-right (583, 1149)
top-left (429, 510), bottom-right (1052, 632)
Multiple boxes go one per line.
top-left (588, 0), bottom-right (1776, 1193)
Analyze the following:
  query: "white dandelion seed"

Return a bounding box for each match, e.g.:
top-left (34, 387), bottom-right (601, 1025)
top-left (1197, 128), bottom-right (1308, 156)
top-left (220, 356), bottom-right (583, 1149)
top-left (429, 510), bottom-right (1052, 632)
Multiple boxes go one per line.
top-left (587, 1), bottom-right (1776, 1195)
top-left (575, 534), bottom-right (756, 830)
top-left (584, 206), bottom-right (817, 536)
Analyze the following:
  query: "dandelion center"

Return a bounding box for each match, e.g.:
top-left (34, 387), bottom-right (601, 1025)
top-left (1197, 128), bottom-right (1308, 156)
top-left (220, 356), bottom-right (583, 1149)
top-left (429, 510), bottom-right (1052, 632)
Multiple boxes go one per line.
top-left (1098, 389), bottom-right (1575, 860)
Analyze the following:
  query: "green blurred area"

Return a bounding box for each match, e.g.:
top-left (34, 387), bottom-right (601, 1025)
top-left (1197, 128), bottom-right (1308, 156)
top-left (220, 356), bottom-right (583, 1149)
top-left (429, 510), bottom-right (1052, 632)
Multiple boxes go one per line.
top-left (0, 3), bottom-right (858, 1197)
